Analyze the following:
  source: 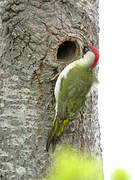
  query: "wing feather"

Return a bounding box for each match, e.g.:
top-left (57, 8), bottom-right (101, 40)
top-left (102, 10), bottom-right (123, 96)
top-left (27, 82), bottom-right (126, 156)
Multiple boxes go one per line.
top-left (56, 65), bottom-right (95, 120)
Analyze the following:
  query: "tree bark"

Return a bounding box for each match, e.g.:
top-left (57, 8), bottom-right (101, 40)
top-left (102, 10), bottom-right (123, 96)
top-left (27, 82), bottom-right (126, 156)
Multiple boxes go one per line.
top-left (0, 0), bottom-right (102, 179)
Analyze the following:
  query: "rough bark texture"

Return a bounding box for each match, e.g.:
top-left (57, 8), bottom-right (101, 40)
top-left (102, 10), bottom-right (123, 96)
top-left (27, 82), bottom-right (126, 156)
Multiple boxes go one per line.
top-left (0, 0), bottom-right (102, 179)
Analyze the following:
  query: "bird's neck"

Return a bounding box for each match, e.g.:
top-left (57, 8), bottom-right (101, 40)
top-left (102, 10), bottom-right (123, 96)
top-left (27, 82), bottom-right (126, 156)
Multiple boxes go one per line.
top-left (79, 51), bottom-right (95, 69)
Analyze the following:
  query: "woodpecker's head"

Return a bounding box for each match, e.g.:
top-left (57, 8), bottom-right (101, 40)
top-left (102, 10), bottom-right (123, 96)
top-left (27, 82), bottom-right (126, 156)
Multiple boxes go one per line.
top-left (83, 44), bottom-right (99, 70)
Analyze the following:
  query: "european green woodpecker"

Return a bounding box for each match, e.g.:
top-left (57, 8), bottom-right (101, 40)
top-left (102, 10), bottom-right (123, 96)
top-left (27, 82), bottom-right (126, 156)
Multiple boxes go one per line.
top-left (46, 44), bottom-right (99, 151)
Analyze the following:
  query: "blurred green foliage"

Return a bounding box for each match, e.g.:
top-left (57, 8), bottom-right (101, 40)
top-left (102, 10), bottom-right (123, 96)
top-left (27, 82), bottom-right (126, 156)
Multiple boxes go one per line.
top-left (111, 169), bottom-right (131, 180)
top-left (44, 146), bottom-right (131, 180)
top-left (45, 146), bottom-right (103, 180)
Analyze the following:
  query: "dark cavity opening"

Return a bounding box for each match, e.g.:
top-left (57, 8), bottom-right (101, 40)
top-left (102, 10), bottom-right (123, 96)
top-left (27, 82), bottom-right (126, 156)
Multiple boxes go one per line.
top-left (57, 41), bottom-right (76, 62)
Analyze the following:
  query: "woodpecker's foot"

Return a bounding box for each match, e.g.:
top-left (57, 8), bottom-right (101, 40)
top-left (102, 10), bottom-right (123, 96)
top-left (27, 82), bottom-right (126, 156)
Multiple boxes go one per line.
top-left (50, 73), bottom-right (59, 81)
top-left (45, 73), bottom-right (60, 83)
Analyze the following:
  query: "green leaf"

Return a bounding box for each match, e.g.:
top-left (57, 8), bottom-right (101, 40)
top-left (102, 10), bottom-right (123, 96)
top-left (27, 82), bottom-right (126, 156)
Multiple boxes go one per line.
top-left (111, 169), bottom-right (131, 180)
top-left (46, 146), bottom-right (104, 180)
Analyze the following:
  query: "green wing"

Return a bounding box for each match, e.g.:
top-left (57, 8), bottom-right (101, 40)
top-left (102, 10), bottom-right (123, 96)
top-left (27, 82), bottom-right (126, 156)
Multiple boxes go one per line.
top-left (57, 65), bottom-right (97, 120)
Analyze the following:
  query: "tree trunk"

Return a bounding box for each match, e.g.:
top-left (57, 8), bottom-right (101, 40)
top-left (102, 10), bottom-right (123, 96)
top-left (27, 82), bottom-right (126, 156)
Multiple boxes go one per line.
top-left (0, 0), bottom-right (102, 179)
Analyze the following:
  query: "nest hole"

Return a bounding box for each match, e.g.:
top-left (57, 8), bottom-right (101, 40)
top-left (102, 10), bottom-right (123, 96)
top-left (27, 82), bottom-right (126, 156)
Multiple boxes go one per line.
top-left (57, 41), bottom-right (77, 62)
